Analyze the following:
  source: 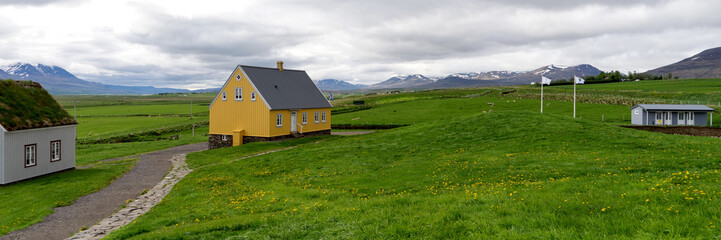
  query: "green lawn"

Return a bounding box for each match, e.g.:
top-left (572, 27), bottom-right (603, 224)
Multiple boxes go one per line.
top-left (74, 103), bottom-right (207, 117)
top-left (76, 116), bottom-right (208, 140)
top-left (108, 109), bottom-right (721, 239)
top-left (0, 159), bottom-right (135, 236)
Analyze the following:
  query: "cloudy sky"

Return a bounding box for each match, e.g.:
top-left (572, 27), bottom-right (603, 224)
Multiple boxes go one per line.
top-left (0, 0), bottom-right (720, 89)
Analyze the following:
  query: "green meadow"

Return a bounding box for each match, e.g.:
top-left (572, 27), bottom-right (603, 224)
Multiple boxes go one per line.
top-left (4, 79), bottom-right (721, 238)
top-left (103, 80), bottom-right (721, 238)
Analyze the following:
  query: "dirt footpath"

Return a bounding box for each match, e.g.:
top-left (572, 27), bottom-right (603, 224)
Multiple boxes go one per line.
top-left (1, 143), bottom-right (207, 240)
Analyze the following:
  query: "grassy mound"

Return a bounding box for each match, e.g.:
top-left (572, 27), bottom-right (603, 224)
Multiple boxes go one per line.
top-left (0, 80), bottom-right (76, 131)
top-left (109, 111), bottom-right (721, 239)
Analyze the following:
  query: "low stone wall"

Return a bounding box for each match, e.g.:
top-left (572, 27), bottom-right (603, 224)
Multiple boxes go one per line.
top-left (208, 134), bottom-right (233, 149)
top-left (623, 126), bottom-right (721, 137)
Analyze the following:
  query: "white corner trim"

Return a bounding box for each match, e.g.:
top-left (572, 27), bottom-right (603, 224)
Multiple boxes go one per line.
top-left (0, 123), bottom-right (6, 133)
top-left (240, 66), bottom-right (273, 110)
top-left (208, 65), bottom-right (243, 109)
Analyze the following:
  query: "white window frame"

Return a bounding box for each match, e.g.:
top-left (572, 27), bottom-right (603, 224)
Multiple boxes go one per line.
top-left (221, 91), bottom-right (227, 101)
top-left (302, 112), bottom-right (308, 125)
top-left (236, 74), bottom-right (242, 81)
top-left (276, 113), bottom-right (283, 127)
top-left (679, 112), bottom-right (685, 120)
top-left (321, 111), bottom-right (327, 123)
top-left (314, 111), bottom-right (319, 123)
top-left (655, 112), bottom-right (662, 120)
top-left (251, 91), bottom-right (256, 101)
top-left (689, 112), bottom-right (694, 120)
top-left (221, 135), bottom-right (228, 141)
top-left (235, 87), bottom-right (243, 101)
top-left (25, 144), bottom-right (37, 167)
top-left (51, 140), bottom-right (61, 162)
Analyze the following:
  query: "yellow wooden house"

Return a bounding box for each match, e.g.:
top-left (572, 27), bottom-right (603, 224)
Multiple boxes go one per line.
top-left (208, 62), bottom-right (331, 148)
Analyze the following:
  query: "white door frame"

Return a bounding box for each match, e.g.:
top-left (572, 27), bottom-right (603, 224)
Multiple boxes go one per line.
top-left (290, 111), bottom-right (297, 132)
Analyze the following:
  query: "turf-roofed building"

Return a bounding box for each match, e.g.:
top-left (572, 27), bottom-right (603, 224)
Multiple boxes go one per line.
top-left (208, 62), bottom-right (331, 149)
top-left (0, 80), bottom-right (77, 184)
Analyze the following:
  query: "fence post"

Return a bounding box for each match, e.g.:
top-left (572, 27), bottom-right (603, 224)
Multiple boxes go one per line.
top-left (602, 114), bottom-right (604, 122)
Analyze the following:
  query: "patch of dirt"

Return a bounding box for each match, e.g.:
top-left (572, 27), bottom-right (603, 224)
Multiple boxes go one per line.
top-left (622, 126), bottom-right (721, 137)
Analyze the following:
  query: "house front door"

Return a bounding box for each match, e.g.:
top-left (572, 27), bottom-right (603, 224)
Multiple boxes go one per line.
top-left (291, 111), bottom-right (297, 132)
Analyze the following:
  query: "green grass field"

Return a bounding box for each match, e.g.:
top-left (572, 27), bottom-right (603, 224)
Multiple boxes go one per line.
top-left (107, 110), bottom-right (721, 239)
top-left (100, 79), bottom-right (721, 239)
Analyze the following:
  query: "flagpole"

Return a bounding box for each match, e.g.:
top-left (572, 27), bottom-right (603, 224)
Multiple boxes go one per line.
top-left (541, 79), bottom-right (544, 113)
top-left (573, 76), bottom-right (576, 118)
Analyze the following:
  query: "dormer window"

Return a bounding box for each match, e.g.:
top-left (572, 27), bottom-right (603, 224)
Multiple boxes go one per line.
top-left (235, 87), bottom-right (242, 101)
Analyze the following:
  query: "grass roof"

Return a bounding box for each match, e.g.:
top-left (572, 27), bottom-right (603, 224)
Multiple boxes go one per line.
top-left (0, 80), bottom-right (77, 131)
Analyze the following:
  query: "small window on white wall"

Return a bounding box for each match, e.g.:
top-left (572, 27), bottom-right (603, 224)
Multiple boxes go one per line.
top-left (321, 111), bottom-right (326, 123)
top-left (51, 140), bottom-right (61, 162)
top-left (25, 144), bottom-right (36, 167)
top-left (235, 87), bottom-right (243, 101)
top-left (276, 113), bottom-right (283, 127)
top-left (222, 92), bottom-right (227, 101)
top-left (251, 91), bottom-right (256, 101)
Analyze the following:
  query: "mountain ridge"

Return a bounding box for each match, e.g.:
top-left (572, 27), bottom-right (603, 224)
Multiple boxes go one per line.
top-left (645, 47), bottom-right (721, 79)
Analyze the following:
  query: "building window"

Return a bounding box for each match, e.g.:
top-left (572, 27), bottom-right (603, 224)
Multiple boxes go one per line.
top-left (302, 112), bottom-right (308, 125)
top-left (655, 112), bottom-right (662, 120)
top-left (314, 111), bottom-right (319, 123)
top-left (251, 91), bottom-right (256, 101)
top-left (236, 74), bottom-right (241, 81)
top-left (276, 113), bottom-right (283, 127)
top-left (235, 87), bottom-right (243, 101)
top-left (221, 135), bottom-right (228, 141)
top-left (679, 112), bottom-right (685, 120)
top-left (321, 111), bottom-right (326, 123)
top-left (689, 112), bottom-right (694, 121)
top-left (51, 140), bottom-right (61, 162)
top-left (25, 144), bottom-right (37, 167)
top-left (222, 91), bottom-right (227, 101)
top-left (664, 112), bottom-right (671, 121)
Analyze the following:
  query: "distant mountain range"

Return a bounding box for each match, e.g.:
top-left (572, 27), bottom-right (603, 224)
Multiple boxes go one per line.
top-left (314, 79), bottom-right (367, 90)
top-left (645, 46), bottom-right (721, 79)
top-left (0, 63), bottom-right (197, 95)
top-left (360, 64), bottom-right (601, 90)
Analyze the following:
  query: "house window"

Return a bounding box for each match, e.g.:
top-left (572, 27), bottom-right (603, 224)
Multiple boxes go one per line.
top-left (656, 112), bottom-right (662, 120)
top-left (679, 112), bottom-right (685, 120)
top-left (664, 112), bottom-right (671, 121)
top-left (25, 144), bottom-right (37, 167)
top-left (689, 112), bottom-right (694, 120)
top-left (251, 91), bottom-right (256, 101)
top-left (321, 111), bottom-right (326, 123)
top-left (235, 87), bottom-right (243, 101)
top-left (51, 140), bottom-right (61, 162)
top-left (302, 112), bottom-right (308, 125)
top-left (236, 74), bottom-right (241, 81)
top-left (314, 111), bottom-right (319, 123)
top-left (222, 91), bottom-right (227, 101)
top-left (221, 135), bottom-right (228, 141)
top-left (276, 113), bottom-right (283, 127)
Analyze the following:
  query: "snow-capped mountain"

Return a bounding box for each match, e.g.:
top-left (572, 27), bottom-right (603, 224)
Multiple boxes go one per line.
top-left (645, 46), bottom-right (721, 79)
top-left (0, 62), bottom-right (189, 94)
top-left (314, 79), bottom-right (367, 91)
top-left (366, 64), bottom-right (602, 89)
top-left (367, 74), bottom-right (436, 89)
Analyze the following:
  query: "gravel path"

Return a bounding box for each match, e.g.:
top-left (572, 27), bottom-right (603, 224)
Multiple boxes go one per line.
top-left (1, 143), bottom-right (207, 240)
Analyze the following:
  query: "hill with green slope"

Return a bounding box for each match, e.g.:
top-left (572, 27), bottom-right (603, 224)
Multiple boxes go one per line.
top-left (109, 110), bottom-right (721, 239)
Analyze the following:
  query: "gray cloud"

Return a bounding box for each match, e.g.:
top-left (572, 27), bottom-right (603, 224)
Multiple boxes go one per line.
top-left (2, 0), bottom-right (721, 88)
top-left (0, 0), bottom-right (80, 6)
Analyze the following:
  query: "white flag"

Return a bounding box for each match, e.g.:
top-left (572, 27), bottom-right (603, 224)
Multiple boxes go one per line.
top-left (574, 76), bottom-right (585, 84)
top-left (541, 76), bottom-right (552, 85)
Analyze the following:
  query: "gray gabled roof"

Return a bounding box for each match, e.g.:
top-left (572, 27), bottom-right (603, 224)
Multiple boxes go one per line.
top-left (240, 65), bottom-right (331, 110)
top-left (631, 104), bottom-right (715, 112)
